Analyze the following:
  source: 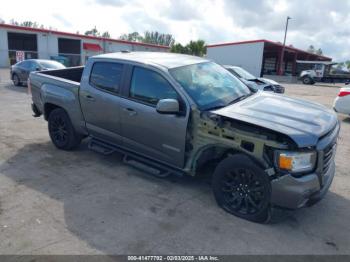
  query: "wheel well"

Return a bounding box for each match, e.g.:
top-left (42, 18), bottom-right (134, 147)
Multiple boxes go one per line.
top-left (44, 103), bottom-right (62, 120)
top-left (194, 146), bottom-right (239, 175)
top-left (194, 146), bottom-right (266, 177)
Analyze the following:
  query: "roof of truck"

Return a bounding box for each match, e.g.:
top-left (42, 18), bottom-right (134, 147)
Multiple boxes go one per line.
top-left (94, 52), bottom-right (209, 69)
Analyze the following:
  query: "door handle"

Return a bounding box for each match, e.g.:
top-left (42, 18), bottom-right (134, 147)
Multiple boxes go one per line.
top-left (123, 107), bottom-right (137, 116)
top-left (85, 94), bottom-right (95, 101)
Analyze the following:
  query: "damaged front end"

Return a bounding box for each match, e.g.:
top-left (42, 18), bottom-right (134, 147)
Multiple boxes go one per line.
top-left (183, 108), bottom-right (294, 178)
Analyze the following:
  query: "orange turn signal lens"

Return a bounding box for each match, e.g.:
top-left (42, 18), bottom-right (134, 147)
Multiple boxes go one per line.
top-left (279, 155), bottom-right (293, 170)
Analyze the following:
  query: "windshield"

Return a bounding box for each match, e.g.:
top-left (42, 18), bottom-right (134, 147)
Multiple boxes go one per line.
top-left (170, 62), bottom-right (251, 110)
top-left (38, 61), bottom-right (65, 69)
top-left (230, 67), bottom-right (256, 80)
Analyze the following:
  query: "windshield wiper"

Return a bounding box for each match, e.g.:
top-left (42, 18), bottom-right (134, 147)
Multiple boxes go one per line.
top-left (205, 93), bottom-right (253, 111)
top-left (227, 93), bottom-right (253, 105)
top-left (205, 104), bottom-right (227, 111)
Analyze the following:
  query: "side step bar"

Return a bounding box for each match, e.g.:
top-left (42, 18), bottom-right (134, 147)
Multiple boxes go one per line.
top-left (123, 155), bottom-right (171, 178)
top-left (88, 137), bottom-right (184, 177)
top-left (88, 138), bottom-right (116, 155)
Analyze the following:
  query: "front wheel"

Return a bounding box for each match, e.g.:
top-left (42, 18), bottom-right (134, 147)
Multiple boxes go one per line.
top-left (302, 76), bottom-right (314, 85)
top-left (212, 154), bottom-right (271, 223)
top-left (48, 108), bottom-right (81, 150)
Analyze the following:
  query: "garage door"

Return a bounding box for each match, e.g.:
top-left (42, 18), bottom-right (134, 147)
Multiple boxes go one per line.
top-left (58, 38), bottom-right (81, 66)
top-left (7, 32), bottom-right (38, 65)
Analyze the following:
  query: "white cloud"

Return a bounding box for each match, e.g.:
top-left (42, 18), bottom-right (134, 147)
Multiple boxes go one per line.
top-left (0, 0), bottom-right (349, 61)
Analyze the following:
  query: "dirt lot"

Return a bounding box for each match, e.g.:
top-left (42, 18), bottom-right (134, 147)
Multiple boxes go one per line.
top-left (0, 68), bottom-right (349, 255)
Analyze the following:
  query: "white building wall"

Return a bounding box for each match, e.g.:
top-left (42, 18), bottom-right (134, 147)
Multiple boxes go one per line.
top-left (0, 29), bottom-right (9, 67)
top-left (0, 26), bottom-right (169, 67)
top-left (207, 42), bottom-right (265, 77)
top-left (37, 32), bottom-right (58, 59)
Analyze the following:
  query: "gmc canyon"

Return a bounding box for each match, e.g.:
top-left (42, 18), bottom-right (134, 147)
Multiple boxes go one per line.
top-left (29, 52), bottom-right (339, 222)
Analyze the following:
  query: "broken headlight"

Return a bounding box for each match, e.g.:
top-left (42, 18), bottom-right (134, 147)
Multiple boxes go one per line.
top-left (275, 151), bottom-right (317, 173)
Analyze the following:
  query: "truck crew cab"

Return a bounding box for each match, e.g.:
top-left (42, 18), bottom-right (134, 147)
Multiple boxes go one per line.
top-left (29, 52), bottom-right (339, 223)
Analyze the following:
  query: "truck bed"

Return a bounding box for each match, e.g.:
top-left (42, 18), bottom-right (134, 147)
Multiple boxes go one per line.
top-left (38, 66), bottom-right (84, 83)
top-left (29, 66), bottom-right (87, 135)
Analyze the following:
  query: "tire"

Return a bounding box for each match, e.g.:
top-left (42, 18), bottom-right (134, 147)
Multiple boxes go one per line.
top-left (12, 74), bottom-right (21, 86)
top-left (48, 108), bottom-right (81, 150)
top-left (212, 154), bottom-right (271, 223)
top-left (302, 76), bottom-right (314, 85)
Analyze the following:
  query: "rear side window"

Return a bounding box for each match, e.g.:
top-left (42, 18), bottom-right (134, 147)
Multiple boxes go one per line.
top-left (130, 67), bottom-right (178, 105)
top-left (90, 62), bottom-right (123, 93)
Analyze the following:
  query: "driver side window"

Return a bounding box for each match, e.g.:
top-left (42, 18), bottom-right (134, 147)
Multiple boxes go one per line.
top-left (129, 67), bottom-right (178, 106)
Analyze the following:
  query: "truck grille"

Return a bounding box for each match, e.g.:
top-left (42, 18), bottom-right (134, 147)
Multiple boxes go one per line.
top-left (322, 144), bottom-right (335, 174)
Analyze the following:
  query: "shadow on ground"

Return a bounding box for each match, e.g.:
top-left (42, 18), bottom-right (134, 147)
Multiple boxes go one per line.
top-left (1, 141), bottom-right (350, 254)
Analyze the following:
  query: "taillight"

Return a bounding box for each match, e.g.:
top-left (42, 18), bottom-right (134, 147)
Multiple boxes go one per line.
top-left (339, 90), bottom-right (350, 97)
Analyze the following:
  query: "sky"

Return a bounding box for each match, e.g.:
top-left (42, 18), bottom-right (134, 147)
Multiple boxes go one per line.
top-left (0, 0), bottom-right (349, 61)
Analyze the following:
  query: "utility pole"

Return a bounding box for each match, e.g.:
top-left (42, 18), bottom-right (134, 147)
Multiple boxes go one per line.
top-left (279, 16), bottom-right (291, 75)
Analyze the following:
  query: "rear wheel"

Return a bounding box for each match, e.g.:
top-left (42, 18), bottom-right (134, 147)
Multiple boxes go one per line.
top-left (212, 154), bottom-right (271, 223)
top-left (48, 108), bottom-right (81, 150)
top-left (12, 74), bottom-right (21, 86)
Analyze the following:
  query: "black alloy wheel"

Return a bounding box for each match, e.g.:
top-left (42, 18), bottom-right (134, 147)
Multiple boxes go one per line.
top-left (212, 154), bottom-right (271, 223)
top-left (49, 114), bottom-right (69, 147)
top-left (48, 108), bottom-right (81, 150)
top-left (221, 168), bottom-right (266, 215)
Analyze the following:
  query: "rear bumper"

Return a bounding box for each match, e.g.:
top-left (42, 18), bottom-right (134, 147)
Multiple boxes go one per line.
top-left (270, 161), bottom-right (335, 209)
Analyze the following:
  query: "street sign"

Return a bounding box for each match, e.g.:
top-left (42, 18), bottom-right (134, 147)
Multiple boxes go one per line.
top-left (16, 51), bottom-right (25, 62)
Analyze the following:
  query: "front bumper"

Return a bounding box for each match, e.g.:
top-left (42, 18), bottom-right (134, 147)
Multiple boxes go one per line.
top-left (270, 120), bottom-right (339, 209)
top-left (270, 161), bottom-right (335, 209)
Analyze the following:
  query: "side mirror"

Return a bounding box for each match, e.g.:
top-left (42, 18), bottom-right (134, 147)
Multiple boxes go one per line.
top-left (156, 99), bottom-right (180, 114)
top-left (35, 67), bottom-right (41, 71)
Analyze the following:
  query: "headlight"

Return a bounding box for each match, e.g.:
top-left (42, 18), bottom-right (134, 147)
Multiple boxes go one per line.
top-left (275, 151), bottom-right (317, 173)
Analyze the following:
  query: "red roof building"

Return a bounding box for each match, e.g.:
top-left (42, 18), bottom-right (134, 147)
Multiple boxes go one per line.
top-left (0, 23), bottom-right (170, 67)
top-left (207, 39), bottom-right (331, 77)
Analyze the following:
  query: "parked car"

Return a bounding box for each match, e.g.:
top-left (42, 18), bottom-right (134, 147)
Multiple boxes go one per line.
top-left (29, 52), bottom-right (339, 223)
top-left (224, 65), bottom-right (285, 93)
top-left (11, 59), bottom-right (65, 86)
top-left (334, 87), bottom-right (350, 115)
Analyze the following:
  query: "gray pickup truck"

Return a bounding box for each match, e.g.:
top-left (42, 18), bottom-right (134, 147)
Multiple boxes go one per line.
top-left (29, 52), bottom-right (339, 222)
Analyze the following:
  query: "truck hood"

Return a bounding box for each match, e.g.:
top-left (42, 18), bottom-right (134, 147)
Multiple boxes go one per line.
top-left (212, 92), bottom-right (338, 147)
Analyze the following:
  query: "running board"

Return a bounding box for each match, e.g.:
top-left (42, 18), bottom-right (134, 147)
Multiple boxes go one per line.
top-left (123, 155), bottom-right (171, 178)
top-left (88, 138), bottom-right (116, 155)
top-left (88, 137), bottom-right (184, 177)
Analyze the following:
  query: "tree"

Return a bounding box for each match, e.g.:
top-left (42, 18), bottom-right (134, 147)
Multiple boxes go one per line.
top-left (9, 19), bottom-right (45, 28)
top-left (316, 48), bottom-right (323, 55)
top-left (143, 31), bottom-right (175, 47)
top-left (171, 40), bottom-right (207, 57)
top-left (170, 43), bottom-right (189, 54)
top-left (345, 61), bottom-right (350, 70)
top-left (119, 32), bottom-right (143, 42)
top-left (187, 40), bottom-right (206, 56)
top-left (84, 26), bottom-right (100, 37)
top-left (307, 45), bottom-right (315, 54)
top-left (102, 31), bottom-right (110, 38)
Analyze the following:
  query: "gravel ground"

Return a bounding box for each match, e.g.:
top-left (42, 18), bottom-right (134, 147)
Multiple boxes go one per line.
top-left (0, 68), bottom-right (349, 255)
